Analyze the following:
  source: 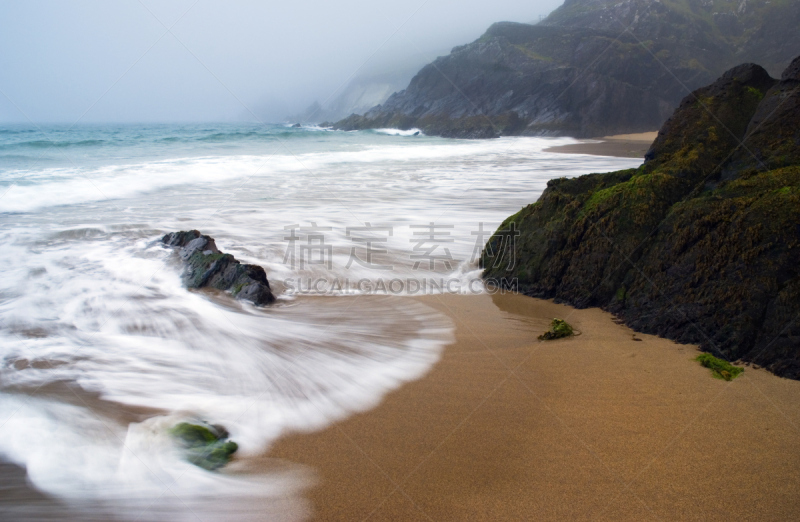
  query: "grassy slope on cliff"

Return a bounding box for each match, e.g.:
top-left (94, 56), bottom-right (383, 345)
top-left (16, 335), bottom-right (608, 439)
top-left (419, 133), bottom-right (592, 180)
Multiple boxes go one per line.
top-left (482, 56), bottom-right (800, 378)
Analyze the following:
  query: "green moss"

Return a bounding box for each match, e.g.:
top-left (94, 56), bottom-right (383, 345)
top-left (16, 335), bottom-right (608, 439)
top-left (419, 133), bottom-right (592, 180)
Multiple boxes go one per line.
top-left (695, 353), bottom-right (744, 381)
top-left (171, 423), bottom-right (218, 446)
top-left (746, 86), bottom-right (765, 101)
top-left (186, 251), bottom-right (226, 272)
top-left (170, 422), bottom-right (239, 471)
top-left (201, 252), bottom-right (227, 263)
top-left (583, 184), bottom-right (621, 213)
top-left (538, 318), bottom-right (574, 340)
top-left (513, 44), bottom-right (552, 62)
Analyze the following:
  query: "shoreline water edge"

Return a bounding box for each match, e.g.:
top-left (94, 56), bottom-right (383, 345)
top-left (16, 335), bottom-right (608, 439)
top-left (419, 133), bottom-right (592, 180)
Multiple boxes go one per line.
top-left (0, 126), bottom-right (640, 519)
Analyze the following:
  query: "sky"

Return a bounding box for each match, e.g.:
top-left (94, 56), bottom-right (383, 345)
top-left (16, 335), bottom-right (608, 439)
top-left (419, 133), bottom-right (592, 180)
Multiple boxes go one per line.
top-left (0, 0), bottom-right (565, 123)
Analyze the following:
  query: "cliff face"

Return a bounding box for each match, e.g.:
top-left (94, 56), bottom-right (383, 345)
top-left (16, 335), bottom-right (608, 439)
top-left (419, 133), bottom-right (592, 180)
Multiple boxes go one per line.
top-left (482, 56), bottom-right (800, 378)
top-left (334, 0), bottom-right (800, 138)
top-left (545, 0), bottom-right (800, 77)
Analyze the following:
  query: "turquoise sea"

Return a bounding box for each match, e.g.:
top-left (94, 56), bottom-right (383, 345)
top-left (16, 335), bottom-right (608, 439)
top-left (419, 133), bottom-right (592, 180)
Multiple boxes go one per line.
top-left (0, 123), bottom-right (641, 520)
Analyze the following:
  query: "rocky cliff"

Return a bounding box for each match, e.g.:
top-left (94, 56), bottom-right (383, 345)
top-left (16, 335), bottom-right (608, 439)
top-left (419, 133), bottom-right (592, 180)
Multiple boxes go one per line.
top-left (334, 0), bottom-right (800, 138)
top-left (481, 56), bottom-right (800, 378)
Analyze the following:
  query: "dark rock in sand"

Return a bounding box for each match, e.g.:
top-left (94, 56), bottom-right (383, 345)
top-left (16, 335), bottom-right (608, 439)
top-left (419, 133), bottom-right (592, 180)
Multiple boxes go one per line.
top-left (162, 230), bottom-right (275, 305)
top-left (483, 57), bottom-right (800, 379)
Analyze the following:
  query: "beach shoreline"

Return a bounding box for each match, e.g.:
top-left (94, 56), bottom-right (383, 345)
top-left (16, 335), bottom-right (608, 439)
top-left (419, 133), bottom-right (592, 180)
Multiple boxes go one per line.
top-left (545, 131), bottom-right (658, 158)
top-left (267, 292), bottom-right (800, 521)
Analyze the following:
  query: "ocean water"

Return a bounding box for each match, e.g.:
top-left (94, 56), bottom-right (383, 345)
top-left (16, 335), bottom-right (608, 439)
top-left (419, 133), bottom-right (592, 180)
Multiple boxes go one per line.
top-left (0, 123), bottom-right (641, 520)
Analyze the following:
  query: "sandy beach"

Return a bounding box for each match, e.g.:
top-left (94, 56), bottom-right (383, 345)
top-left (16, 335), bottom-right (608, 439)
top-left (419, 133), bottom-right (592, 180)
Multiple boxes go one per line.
top-left (268, 292), bottom-right (800, 520)
top-left (545, 132), bottom-right (659, 158)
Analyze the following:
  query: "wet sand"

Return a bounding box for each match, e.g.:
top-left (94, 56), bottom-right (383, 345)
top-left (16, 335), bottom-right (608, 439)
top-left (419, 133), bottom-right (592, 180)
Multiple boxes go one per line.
top-left (545, 132), bottom-right (658, 158)
top-left (267, 292), bottom-right (800, 521)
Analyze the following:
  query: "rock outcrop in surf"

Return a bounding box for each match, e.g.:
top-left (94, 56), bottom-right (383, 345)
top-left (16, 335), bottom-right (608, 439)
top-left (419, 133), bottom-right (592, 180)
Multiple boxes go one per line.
top-left (482, 56), bottom-right (800, 379)
top-left (333, 0), bottom-right (800, 138)
top-left (162, 230), bottom-right (276, 305)
top-left (170, 421), bottom-right (239, 471)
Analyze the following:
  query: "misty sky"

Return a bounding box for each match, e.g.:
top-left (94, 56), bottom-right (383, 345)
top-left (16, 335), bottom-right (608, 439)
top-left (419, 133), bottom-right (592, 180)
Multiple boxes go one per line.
top-left (0, 0), bottom-right (564, 123)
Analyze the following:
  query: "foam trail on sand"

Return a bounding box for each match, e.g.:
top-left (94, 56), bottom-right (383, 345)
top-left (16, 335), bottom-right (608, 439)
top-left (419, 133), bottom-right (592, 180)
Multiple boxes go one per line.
top-left (0, 228), bottom-right (452, 519)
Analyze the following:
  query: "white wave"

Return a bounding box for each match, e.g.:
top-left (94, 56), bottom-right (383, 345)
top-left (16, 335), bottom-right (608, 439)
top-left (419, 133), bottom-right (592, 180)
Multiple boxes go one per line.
top-left (0, 228), bottom-right (453, 516)
top-left (0, 397), bottom-right (311, 521)
top-left (371, 128), bottom-right (424, 136)
top-left (0, 135), bottom-right (626, 214)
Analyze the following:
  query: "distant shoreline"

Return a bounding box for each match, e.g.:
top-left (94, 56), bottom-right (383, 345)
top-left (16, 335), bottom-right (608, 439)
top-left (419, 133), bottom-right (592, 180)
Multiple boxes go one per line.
top-left (545, 131), bottom-right (658, 158)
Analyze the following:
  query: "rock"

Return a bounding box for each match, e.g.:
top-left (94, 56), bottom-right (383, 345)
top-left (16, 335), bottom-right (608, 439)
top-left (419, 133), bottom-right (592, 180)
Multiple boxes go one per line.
top-left (721, 57), bottom-right (800, 175)
top-left (292, 123), bottom-right (302, 128)
top-left (781, 55), bottom-right (800, 81)
top-left (644, 63), bottom-right (776, 168)
top-left (334, 23), bottom-right (682, 139)
top-left (332, 1), bottom-right (800, 139)
top-left (483, 57), bottom-right (800, 379)
top-left (162, 230), bottom-right (275, 305)
top-left (170, 422), bottom-right (239, 471)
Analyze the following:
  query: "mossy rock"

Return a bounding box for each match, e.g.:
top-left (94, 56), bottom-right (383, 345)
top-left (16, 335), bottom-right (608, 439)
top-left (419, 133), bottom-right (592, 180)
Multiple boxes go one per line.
top-left (482, 58), bottom-right (800, 379)
top-left (162, 230), bottom-right (275, 305)
top-left (538, 318), bottom-right (574, 340)
top-left (695, 353), bottom-right (744, 381)
top-left (170, 422), bottom-right (239, 471)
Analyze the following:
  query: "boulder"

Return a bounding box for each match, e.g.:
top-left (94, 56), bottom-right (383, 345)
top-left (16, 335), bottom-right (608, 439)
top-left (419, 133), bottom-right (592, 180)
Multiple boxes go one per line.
top-left (483, 57), bottom-right (800, 379)
top-left (170, 422), bottom-right (239, 471)
top-left (162, 230), bottom-right (275, 305)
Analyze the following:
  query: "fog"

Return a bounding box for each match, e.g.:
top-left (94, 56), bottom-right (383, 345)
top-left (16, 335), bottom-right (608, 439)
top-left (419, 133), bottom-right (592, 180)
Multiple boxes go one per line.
top-left (0, 0), bottom-right (564, 123)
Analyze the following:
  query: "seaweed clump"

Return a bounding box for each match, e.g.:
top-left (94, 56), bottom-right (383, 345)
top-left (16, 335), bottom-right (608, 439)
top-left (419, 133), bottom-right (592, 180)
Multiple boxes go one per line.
top-left (695, 353), bottom-right (744, 381)
top-left (538, 318), bottom-right (574, 340)
top-left (170, 422), bottom-right (239, 471)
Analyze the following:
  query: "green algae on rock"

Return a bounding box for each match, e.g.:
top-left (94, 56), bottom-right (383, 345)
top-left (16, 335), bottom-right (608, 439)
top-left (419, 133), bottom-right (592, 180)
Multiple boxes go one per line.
top-left (483, 56), bottom-right (800, 379)
top-left (162, 230), bottom-right (275, 305)
top-left (170, 422), bottom-right (239, 471)
top-left (538, 318), bottom-right (575, 341)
